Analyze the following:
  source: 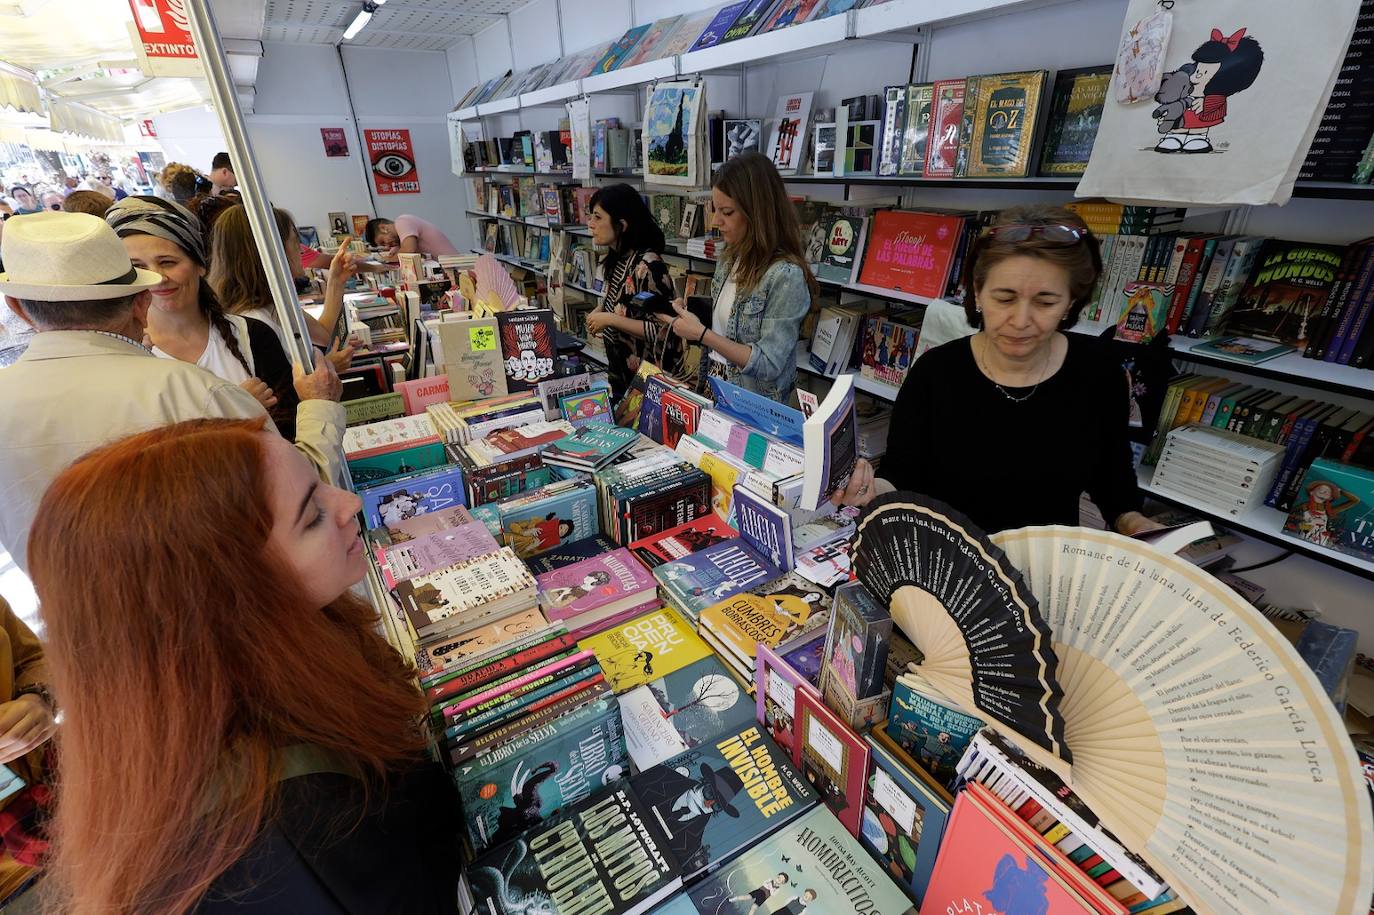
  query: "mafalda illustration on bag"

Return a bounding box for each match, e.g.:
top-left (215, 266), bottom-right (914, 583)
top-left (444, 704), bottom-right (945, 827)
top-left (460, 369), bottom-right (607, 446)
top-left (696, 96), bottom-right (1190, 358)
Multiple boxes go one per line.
top-left (1152, 27), bottom-right (1264, 153)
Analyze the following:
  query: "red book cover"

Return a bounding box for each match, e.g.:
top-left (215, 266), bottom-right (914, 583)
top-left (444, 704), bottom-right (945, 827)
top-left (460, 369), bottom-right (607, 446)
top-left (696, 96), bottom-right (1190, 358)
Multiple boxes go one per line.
top-left (1165, 236), bottom-right (1208, 332)
top-left (924, 78), bottom-right (966, 178)
top-left (423, 631), bottom-right (577, 704)
top-left (659, 389), bottom-right (701, 449)
top-left (857, 210), bottom-right (966, 299)
top-left (923, 788), bottom-right (1105, 915)
top-left (628, 514), bottom-right (737, 567)
top-left (793, 688), bottom-right (870, 838)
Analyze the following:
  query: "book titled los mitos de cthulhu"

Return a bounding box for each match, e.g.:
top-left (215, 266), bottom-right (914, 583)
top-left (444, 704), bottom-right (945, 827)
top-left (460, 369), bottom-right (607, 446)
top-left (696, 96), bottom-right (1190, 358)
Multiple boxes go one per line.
top-left (461, 783), bottom-right (681, 915)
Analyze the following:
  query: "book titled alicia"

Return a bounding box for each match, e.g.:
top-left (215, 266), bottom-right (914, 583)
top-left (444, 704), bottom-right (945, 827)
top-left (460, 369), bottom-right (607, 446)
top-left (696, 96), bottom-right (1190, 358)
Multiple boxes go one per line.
top-left (461, 783), bottom-right (681, 915)
top-left (652, 538), bottom-right (781, 620)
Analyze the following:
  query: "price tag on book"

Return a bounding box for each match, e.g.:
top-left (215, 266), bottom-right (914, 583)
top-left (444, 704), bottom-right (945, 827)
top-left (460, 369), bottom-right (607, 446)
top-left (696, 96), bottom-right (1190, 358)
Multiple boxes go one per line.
top-left (806, 714), bottom-right (845, 772)
top-left (871, 766), bottom-right (918, 834)
top-left (767, 669), bottom-right (797, 716)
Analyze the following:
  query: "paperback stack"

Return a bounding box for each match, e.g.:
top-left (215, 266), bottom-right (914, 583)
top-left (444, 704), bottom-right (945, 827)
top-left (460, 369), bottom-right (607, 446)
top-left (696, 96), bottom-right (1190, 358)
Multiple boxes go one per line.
top-left (539, 420), bottom-right (640, 471)
top-left (427, 392), bottom-right (544, 445)
top-left (627, 514), bottom-right (737, 567)
top-left (637, 375), bottom-right (713, 449)
top-left (457, 420), bottom-right (575, 468)
top-left (1151, 424), bottom-right (1286, 516)
top-left (393, 545), bottom-right (538, 642)
top-left (652, 537), bottom-right (780, 623)
top-left (535, 547), bottom-right (660, 638)
top-left (595, 453), bottom-right (712, 546)
top-left (698, 571), bottom-right (832, 686)
top-left (446, 661), bottom-right (629, 856)
top-left (493, 477), bottom-right (599, 558)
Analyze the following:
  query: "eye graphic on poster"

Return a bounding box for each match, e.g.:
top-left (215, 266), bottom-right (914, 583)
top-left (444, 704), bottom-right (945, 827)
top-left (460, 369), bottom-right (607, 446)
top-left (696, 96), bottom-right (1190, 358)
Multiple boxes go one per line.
top-left (1151, 26), bottom-right (1264, 154)
top-left (364, 129), bottom-right (421, 194)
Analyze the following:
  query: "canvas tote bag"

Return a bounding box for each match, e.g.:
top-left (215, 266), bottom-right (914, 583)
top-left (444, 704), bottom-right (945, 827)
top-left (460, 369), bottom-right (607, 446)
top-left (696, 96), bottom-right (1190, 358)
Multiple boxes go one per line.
top-left (1078, 0), bottom-right (1364, 206)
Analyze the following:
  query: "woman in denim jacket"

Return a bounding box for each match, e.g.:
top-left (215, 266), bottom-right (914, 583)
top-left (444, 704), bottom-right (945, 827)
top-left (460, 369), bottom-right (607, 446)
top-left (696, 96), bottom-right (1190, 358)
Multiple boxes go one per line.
top-left (661, 153), bottom-right (818, 402)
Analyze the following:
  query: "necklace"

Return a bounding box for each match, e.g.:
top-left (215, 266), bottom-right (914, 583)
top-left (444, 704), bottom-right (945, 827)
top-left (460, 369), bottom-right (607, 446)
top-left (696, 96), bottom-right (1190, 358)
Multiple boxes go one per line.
top-left (975, 334), bottom-right (1052, 403)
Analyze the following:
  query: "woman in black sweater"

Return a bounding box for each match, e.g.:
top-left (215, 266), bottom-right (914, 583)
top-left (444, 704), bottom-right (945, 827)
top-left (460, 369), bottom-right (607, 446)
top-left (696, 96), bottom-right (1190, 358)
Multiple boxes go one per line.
top-left (834, 206), bottom-right (1158, 536)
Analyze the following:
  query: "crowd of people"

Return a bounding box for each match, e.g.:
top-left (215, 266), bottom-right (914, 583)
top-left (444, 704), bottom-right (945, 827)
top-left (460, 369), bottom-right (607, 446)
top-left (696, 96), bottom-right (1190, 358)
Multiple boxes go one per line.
top-left (0, 140), bottom-right (1156, 912)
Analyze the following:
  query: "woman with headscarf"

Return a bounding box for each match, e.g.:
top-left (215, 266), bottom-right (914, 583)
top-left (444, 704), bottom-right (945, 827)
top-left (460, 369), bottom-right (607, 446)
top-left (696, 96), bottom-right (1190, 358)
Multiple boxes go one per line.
top-left (105, 196), bottom-right (308, 441)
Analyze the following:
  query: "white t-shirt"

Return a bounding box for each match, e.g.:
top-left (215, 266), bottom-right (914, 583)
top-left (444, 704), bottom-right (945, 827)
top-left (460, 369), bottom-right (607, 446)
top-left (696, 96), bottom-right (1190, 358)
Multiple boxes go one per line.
top-left (152, 316), bottom-right (253, 384)
top-left (239, 305), bottom-right (290, 353)
top-left (710, 276), bottom-right (738, 366)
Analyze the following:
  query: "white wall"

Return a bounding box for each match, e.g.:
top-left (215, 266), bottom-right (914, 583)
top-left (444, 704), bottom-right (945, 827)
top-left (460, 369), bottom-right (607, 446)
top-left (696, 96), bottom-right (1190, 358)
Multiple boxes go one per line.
top-left (150, 41), bottom-right (473, 252)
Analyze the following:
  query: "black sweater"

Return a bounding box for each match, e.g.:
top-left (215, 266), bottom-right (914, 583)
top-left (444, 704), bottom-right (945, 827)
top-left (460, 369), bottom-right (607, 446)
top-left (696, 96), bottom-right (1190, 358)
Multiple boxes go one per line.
top-left (885, 334), bottom-right (1142, 534)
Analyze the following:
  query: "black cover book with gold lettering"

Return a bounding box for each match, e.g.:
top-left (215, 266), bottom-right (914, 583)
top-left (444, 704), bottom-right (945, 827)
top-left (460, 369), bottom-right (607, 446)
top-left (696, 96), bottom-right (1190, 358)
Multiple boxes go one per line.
top-left (955, 70), bottom-right (1048, 178)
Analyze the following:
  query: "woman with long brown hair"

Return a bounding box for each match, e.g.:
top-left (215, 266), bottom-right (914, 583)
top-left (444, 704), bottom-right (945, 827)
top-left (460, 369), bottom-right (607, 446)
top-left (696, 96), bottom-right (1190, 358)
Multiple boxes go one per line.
top-left (27, 418), bottom-right (462, 914)
top-left (660, 151), bottom-right (818, 402)
top-left (210, 203), bottom-right (355, 356)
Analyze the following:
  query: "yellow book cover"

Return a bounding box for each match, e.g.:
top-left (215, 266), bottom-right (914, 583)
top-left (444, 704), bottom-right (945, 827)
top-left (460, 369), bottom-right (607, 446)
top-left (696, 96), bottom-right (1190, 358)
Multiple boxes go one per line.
top-left (699, 451), bottom-right (744, 520)
top-left (699, 572), bottom-right (830, 668)
top-left (577, 606), bottom-right (710, 692)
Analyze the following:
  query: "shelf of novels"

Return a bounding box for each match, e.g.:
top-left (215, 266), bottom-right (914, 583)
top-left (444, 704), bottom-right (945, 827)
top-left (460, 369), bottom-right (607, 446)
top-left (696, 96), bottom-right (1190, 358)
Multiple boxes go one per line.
top-left (520, 80), bottom-right (583, 109)
top-left (475, 95), bottom-right (521, 117)
top-left (470, 249), bottom-right (550, 273)
top-left (582, 57), bottom-right (679, 95)
top-left (467, 167), bottom-right (578, 182)
top-left (678, 11), bottom-right (852, 75)
top-left (795, 355), bottom-right (902, 402)
top-left (464, 209), bottom-right (555, 229)
top-left (565, 279), bottom-right (602, 297)
top-left (1137, 463), bottom-right (1374, 582)
top-left (1072, 321), bottom-right (1374, 402)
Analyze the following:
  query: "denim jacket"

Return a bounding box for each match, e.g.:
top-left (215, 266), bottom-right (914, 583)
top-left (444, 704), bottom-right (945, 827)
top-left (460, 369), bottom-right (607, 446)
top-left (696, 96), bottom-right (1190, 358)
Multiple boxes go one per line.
top-left (711, 258), bottom-right (811, 402)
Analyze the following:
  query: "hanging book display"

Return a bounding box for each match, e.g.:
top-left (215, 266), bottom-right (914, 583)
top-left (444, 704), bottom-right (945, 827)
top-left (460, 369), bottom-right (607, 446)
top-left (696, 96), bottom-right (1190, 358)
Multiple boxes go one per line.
top-left (854, 491), bottom-right (1374, 915)
top-left (567, 96), bottom-right (592, 181)
top-left (643, 79), bottom-right (708, 189)
top-left (1078, 0), bottom-right (1365, 205)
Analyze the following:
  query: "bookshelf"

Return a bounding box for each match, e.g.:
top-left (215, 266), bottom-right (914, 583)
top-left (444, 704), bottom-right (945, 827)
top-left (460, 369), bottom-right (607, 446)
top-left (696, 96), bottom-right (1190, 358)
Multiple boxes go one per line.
top-left (1138, 464), bottom-right (1374, 582)
top-left (795, 355), bottom-right (902, 402)
top-left (468, 249), bottom-right (549, 272)
top-left (464, 209), bottom-right (553, 228)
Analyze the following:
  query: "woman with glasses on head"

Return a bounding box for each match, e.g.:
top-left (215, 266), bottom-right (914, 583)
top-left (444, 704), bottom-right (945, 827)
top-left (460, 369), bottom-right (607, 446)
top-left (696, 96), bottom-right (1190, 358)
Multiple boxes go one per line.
top-left (832, 205), bottom-right (1158, 536)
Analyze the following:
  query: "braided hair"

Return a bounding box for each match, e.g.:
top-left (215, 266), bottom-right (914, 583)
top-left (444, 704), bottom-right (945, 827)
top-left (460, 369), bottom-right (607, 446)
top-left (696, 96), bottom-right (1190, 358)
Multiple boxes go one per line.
top-left (200, 278), bottom-right (251, 376)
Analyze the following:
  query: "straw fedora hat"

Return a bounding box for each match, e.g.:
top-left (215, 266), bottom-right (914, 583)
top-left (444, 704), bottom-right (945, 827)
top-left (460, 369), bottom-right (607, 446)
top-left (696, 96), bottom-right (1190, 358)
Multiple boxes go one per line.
top-left (0, 211), bottom-right (161, 301)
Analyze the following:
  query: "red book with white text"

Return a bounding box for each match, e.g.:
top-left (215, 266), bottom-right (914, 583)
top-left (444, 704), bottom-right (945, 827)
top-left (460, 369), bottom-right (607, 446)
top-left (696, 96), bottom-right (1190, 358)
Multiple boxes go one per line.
top-left (857, 210), bottom-right (966, 299)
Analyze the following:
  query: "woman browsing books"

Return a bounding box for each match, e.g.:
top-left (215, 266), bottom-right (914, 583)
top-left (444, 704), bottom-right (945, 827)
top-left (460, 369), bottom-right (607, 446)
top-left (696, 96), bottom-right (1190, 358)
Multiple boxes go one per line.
top-left (105, 196), bottom-right (344, 447)
top-left (26, 417), bottom-right (462, 914)
top-left (580, 184), bottom-right (693, 399)
top-left (832, 206), bottom-right (1159, 536)
top-left (659, 153), bottom-right (818, 403)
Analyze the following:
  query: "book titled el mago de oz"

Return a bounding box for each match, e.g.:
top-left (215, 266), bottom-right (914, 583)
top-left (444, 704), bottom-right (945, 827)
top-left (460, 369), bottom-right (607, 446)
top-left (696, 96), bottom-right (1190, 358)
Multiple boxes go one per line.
top-left (632, 723), bottom-right (819, 882)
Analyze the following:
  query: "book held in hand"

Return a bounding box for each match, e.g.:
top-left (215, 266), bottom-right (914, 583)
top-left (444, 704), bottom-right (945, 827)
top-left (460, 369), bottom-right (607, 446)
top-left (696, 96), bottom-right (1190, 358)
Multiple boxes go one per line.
top-left (800, 372), bottom-right (858, 511)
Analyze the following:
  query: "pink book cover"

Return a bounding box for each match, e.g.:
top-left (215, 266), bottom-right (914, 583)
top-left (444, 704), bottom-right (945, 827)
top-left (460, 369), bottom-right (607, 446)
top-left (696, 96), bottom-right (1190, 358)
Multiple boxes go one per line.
top-left (567, 596), bottom-right (663, 641)
top-left (755, 643), bottom-right (822, 760)
top-left (441, 649), bottom-right (595, 718)
top-left (921, 787), bottom-right (1101, 915)
top-left (395, 375), bottom-right (451, 415)
top-left (924, 78), bottom-right (966, 179)
top-left (384, 505), bottom-right (474, 542)
top-left (534, 548), bottom-right (657, 623)
top-left (375, 520), bottom-right (500, 587)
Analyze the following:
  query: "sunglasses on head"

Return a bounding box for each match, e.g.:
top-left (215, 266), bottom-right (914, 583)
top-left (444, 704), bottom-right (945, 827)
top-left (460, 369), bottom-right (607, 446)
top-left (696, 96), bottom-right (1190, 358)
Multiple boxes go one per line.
top-left (986, 223), bottom-right (1087, 245)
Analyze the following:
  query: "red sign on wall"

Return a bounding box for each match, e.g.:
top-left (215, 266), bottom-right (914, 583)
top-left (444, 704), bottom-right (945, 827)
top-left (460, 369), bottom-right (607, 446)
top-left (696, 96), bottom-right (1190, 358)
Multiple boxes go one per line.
top-left (364, 129), bottom-right (421, 195)
top-left (139, 119), bottom-right (157, 137)
top-left (320, 127), bottom-right (349, 158)
top-left (128, 0), bottom-right (199, 77)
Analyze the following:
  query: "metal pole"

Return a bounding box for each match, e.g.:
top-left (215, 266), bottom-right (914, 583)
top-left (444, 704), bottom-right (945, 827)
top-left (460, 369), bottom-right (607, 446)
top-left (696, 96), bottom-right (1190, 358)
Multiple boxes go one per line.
top-left (182, 0), bottom-right (315, 369)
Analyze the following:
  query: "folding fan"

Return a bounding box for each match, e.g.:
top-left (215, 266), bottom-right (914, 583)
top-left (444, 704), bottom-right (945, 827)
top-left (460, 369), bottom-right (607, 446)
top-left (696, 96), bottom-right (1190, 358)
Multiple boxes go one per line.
top-left (474, 253), bottom-right (519, 313)
top-left (855, 492), bottom-right (1374, 915)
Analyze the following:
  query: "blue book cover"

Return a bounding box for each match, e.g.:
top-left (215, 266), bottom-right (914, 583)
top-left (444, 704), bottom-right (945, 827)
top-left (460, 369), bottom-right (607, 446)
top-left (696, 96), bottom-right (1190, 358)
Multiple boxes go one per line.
top-left (820, 580), bottom-right (891, 701)
top-left (709, 377), bottom-right (804, 446)
top-left (652, 538), bottom-right (781, 620)
top-left (731, 483), bottom-right (794, 570)
top-left (1283, 457), bottom-right (1374, 560)
top-left (780, 630), bottom-right (826, 685)
top-left (638, 375), bottom-right (677, 443)
top-left (887, 677), bottom-right (985, 789)
top-left (619, 654), bottom-right (758, 771)
top-left (631, 723), bottom-right (819, 881)
top-left (688, 1), bottom-right (749, 52)
top-left (360, 464), bottom-right (466, 530)
top-left (455, 697), bottom-right (630, 855)
top-left (497, 480), bottom-right (600, 559)
top-left (541, 421), bottom-right (639, 468)
top-left (861, 734), bottom-right (952, 906)
top-left (593, 23), bottom-right (652, 73)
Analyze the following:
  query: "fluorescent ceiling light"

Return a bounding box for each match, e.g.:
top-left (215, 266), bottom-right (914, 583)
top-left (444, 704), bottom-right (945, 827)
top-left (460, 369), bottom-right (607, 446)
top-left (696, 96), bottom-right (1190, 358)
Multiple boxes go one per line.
top-left (342, 9), bottom-right (372, 40)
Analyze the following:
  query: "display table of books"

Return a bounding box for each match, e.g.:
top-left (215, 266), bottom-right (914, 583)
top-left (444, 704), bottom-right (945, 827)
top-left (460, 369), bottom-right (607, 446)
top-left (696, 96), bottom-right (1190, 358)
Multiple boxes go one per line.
top-left (342, 332), bottom-right (1372, 915)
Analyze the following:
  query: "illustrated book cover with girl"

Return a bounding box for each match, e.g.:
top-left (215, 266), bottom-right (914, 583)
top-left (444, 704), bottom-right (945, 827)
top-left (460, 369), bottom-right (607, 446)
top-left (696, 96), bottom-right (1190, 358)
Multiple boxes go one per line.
top-left (1283, 458), bottom-right (1374, 559)
top-left (535, 547), bottom-right (658, 626)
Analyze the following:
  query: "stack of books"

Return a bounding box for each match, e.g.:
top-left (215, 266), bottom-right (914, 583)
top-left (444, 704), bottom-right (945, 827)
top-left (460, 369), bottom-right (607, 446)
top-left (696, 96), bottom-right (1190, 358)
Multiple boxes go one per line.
top-left (535, 547), bottom-right (659, 638)
top-left (457, 419), bottom-right (575, 468)
top-left (697, 571), bottom-right (833, 686)
top-left (652, 537), bottom-right (780, 623)
top-left (426, 392), bottom-right (544, 445)
top-left (539, 420), bottom-right (640, 471)
top-left (492, 477), bottom-right (599, 558)
top-left (594, 451), bottom-right (712, 546)
top-left (627, 514), bottom-right (736, 567)
top-left (1151, 424), bottom-right (1286, 517)
top-left (394, 545), bottom-right (537, 642)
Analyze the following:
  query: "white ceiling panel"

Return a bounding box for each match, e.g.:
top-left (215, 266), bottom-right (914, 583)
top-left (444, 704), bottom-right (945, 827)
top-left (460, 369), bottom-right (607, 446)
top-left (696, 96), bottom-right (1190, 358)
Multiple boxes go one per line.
top-left (263, 0), bottom-right (531, 48)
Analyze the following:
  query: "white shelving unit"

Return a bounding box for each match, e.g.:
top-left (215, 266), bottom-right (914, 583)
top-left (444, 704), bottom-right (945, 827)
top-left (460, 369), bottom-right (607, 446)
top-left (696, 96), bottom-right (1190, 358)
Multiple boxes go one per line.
top-left (1138, 464), bottom-right (1374, 582)
top-left (582, 57), bottom-right (678, 94)
top-left (795, 353), bottom-right (902, 402)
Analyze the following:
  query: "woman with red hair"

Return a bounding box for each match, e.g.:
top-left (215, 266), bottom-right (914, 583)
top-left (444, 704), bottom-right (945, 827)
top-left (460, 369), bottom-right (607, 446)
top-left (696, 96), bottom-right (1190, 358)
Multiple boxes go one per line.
top-left (26, 418), bottom-right (461, 914)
